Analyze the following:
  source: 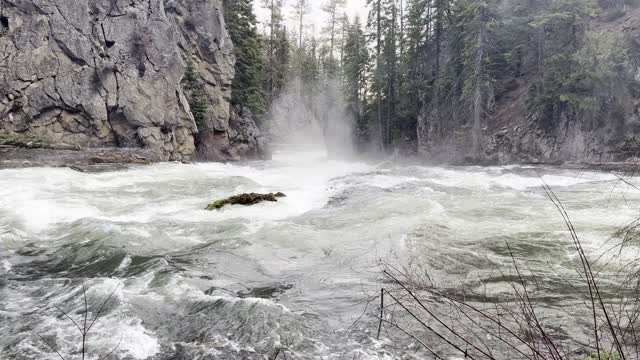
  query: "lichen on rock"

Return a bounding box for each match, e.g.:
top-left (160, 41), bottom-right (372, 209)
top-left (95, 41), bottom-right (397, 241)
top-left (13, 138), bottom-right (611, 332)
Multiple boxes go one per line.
top-left (205, 192), bottom-right (286, 210)
top-left (0, 133), bottom-right (79, 150)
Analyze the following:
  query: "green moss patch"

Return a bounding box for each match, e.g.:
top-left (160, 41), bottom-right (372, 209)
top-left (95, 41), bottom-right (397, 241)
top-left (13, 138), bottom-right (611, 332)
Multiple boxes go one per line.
top-left (205, 192), bottom-right (286, 210)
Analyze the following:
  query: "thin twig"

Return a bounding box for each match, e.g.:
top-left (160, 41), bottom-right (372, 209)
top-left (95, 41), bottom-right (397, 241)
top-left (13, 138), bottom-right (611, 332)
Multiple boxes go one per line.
top-left (31, 331), bottom-right (66, 360)
top-left (377, 288), bottom-right (384, 340)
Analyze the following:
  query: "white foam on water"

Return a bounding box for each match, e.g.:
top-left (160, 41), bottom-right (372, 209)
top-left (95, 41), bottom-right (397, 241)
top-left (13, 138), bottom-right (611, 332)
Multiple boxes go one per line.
top-left (426, 166), bottom-right (618, 190)
top-left (89, 317), bottom-right (160, 360)
top-left (355, 174), bottom-right (422, 189)
top-left (2, 148), bottom-right (640, 359)
top-left (0, 149), bottom-right (373, 241)
top-left (0, 259), bottom-right (11, 273)
top-left (0, 168), bottom-right (102, 233)
top-left (75, 278), bottom-right (161, 359)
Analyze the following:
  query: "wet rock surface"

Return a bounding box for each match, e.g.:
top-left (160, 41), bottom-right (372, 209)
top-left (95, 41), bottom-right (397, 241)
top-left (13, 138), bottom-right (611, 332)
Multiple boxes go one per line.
top-left (0, 0), bottom-right (267, 163)
top-left (0, 146), bottom-right (155, 172)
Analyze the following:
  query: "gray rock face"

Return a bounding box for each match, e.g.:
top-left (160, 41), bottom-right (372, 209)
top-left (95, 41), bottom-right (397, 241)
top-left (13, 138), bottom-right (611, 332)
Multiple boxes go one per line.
top-left (228, 105), bottom-right (269, 160)
top-left (0, 0), bottom-right (265, 161)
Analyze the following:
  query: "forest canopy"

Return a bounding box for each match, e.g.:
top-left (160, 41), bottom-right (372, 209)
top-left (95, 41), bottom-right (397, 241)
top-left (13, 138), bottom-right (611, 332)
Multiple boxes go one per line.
top-left (224, 0), bottom-right (640, 162)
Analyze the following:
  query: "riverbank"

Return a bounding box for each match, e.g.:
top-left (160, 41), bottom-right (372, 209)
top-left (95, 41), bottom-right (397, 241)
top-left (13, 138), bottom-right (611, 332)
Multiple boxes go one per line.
top-left (3, 143), bottom-right (640, 175)
top-left (0, 146), bottom-right (159, 173)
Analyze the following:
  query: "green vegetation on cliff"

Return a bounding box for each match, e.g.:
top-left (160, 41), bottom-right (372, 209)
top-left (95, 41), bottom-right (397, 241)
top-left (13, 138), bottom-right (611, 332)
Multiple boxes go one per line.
top-left (223, 0), bottom-right (268, 118)
top-left (182, 62), bottom-right (209, 131)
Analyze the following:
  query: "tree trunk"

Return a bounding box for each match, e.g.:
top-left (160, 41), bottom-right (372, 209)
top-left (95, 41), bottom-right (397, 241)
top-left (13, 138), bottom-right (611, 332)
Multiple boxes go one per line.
top-left (330, 7), bottom-right (336, 64)
top-left (376, 0), bottom-right (384, 151)
top-left (472, 5), bottom-right (486, 161)
top-left (340, 15), bottom-right (347, 76)
top-left (399, 0), bottom-right (404, 60)
top-left (268, 0), bottom-right (275, 102)
top-left (298, 2), bottom-right (304, 70)
top-left (387, 0), bottom-right (397, 147)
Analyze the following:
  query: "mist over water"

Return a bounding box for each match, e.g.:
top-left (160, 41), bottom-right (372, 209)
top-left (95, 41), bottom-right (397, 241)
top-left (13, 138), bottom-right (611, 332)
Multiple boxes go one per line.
top-left (268, 77), bottom-right (356, 158)
top-left (1, 146), bottom-right (639, 359)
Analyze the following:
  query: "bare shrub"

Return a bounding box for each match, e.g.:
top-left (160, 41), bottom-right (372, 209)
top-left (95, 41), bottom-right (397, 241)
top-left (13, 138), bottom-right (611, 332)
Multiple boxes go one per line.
top-left (372, 185), bottom-right (640, 360)
top-left (31, 280), bottom-right (121, 360)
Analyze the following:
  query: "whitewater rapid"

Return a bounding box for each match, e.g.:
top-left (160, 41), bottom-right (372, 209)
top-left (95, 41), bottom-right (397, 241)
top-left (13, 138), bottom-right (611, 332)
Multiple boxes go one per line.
top-left (1, 148), bottom-right (639, 359)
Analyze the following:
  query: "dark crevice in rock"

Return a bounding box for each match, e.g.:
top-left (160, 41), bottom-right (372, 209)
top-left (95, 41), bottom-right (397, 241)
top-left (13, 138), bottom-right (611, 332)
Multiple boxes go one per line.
top-left (14, 79), bottom-right (35, 91)
top-left (103, 68), bottom-right (121, 144)
top-left (113, 69), bottom-right (120, 105)
top-left (52, 76), bottom-right (74, 110)
top-left (100, 23), bottom-right (115, 49)
top-left (0, 16), bottom-right (8, 35)
top-left (145, 52), bottom-right (157, 71)
top-left (31, 106), bottom-right (63, 121)
top-left (50, 0), bottom-right (90, 39)
top-left (45, 91), bottom-right (60, 104)
top-left (130, 30), bottom-right (150, 77)
top-left (91, 56), bottom-right (106, 93)
top-left (53, 38), bottom-right (88, 66)
top-left (164, 4), bottom-right (181, 16)
top-left (106, 107), bottom-right (143, 148)
top-left (107, 0), bottom-right (125, 17)
top-left (106, 107), bottom-right (121, 147)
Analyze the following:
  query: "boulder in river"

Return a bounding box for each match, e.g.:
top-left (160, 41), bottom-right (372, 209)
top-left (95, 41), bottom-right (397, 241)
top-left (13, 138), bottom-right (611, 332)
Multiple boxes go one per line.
top-left (205, 192), bottom-right (286, 210)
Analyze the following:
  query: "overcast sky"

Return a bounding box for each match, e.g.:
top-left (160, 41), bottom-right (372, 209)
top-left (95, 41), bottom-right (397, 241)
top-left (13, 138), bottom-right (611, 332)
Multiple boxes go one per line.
top-left (254, 0), bottom-right (369, 35)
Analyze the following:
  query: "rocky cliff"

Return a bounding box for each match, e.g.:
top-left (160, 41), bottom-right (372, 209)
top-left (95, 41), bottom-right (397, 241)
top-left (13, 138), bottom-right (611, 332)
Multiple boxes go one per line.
top-left (0, 0), bottom-right (266, 162)
top-left (416, 3), bottom-right (640, 165)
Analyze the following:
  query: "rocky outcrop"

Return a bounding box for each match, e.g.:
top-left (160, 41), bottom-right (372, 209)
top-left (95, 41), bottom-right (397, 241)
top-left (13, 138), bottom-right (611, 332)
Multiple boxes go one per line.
top-left (0, 0), bottom-right (266, 162)
top-left (228, 105), bottom-right (269, 159)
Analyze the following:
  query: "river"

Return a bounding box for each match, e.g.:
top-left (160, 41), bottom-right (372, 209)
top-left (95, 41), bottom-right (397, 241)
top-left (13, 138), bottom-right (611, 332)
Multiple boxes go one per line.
top-left (1, 148), bottom-right (638, 359)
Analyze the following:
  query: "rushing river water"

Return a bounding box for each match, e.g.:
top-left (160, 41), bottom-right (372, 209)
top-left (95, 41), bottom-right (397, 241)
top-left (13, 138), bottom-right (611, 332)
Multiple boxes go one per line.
top-left (1, 148), bottom-right (639, 359)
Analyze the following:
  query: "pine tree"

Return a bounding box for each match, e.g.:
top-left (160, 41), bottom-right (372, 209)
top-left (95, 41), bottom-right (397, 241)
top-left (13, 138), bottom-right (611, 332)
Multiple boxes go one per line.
top-left (223, 0), bottom-right (268, 117)
top-left (431, 0), bottom-right (448, 133)
top-left (273, 26), bottom-right (291, 98)
top-left (182, 62), bottom-right (208, 131)
top-left (366, 0), bottom-right (386, 149)
top-left (343, 16), bottom-right (369, 144)
top-left (364, 0), bottom-right (402, 149)
top-left (293, 0), bottom-right (310, 75)
top-left (321, 0), bottom-right (347, 78)
top-left (261, 0), bottom-right (286, 104)
top-left (339, 13), bottom-right (350, 77)
top-left (399, 0), bottom-right (428, 135)
top-left (301, 37), bottom-right (320, 85)
top-left (527, 0), bottom-right (599, 129)
top-left (465, 2), bottom-right (491, 159)
top-left (381, 0), bottom-right (399, 147)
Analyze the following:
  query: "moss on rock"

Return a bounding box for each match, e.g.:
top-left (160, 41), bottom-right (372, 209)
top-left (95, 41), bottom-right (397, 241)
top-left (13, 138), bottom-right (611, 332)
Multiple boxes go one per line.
top-left (0, 133), bottom-right (79, 150)
top-left (205, 192), bottom-right (286, 210)
top-left (0, 134), bottom-right (49, 148)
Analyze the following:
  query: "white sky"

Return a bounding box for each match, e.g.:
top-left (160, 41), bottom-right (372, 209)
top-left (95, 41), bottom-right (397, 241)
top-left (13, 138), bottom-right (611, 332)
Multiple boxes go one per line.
top-left (254, 0), bottom-right (368, 36)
